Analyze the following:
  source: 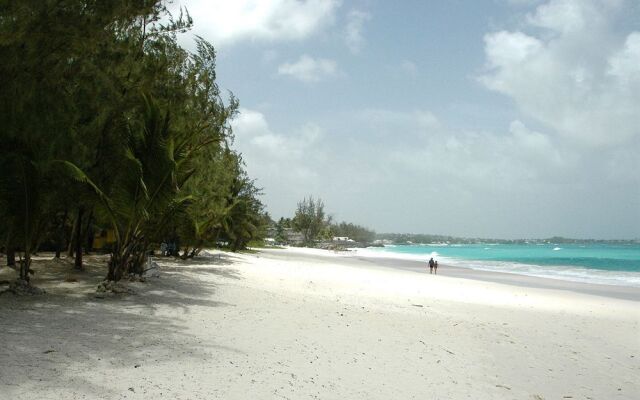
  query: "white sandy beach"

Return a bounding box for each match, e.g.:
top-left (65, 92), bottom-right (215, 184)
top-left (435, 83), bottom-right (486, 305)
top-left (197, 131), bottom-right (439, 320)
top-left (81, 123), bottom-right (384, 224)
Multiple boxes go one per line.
top-left (1, 247), bottom-right (638, 399)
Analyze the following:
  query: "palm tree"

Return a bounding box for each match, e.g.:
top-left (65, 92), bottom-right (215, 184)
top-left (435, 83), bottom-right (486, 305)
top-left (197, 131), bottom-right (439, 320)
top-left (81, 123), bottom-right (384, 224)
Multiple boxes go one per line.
top-left (68, 94), bottom-right (193, 281)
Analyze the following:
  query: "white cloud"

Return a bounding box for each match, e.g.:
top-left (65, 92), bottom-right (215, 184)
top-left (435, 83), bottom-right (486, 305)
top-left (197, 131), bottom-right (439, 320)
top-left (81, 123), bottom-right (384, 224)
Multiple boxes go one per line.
top-left (607, 33), bottom-right (640, 84)
top-left (526, 0), bottom-right (617, 34)
top-left (233, 109), bottom-right (321, 158)
top-left (232, 104), bottom-right (638, 237)
top-left (345, 9), bottom-right (371, 53)
top-left (332, 108), bottom-right (605, 235)
top-left (356, 110), bottom-right (570, 186)
top-left (480, 0), bottom-right (640, 147)
top-left (232, 108), bottom-right (324, 177)
top-left (277, 55), bottom-right (339, 82)
top-left (482, 31), bottom-right (542, 73)
top-left (173, 0), bottom-right (340, 46)
top-left (197, 0), bottom-right (639, 237)
top-left (232, 108), bottom-right (333, 215)
top-left (249, 123), bottom-right (321, 159)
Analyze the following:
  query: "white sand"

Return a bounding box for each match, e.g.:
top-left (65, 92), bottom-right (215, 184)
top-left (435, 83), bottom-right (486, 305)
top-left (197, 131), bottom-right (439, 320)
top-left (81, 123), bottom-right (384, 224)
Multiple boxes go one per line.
top-left (1, 248), bottom-right (638, 399)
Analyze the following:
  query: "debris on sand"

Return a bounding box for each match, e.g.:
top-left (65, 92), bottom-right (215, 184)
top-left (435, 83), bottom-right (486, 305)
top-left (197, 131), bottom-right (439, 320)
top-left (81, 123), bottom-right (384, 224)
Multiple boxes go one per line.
top-left (94, 280), bottom-right (136, 298)
top-left (142, 260), bottom-right (161, 278)
top-left (0, 279), bottom-right (46, 296)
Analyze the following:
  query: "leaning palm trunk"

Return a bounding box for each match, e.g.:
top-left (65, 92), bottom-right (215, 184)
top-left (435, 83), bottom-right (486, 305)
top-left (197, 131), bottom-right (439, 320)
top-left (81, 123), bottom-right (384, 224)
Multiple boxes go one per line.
top-left (129, 240), bottom-right (149, 276)
top-left (108, 237), bottom-right (144, 280)
top-left (108, 250), bottom-right (133, 281)
top-left (107, 242), bottom-right (126, 281)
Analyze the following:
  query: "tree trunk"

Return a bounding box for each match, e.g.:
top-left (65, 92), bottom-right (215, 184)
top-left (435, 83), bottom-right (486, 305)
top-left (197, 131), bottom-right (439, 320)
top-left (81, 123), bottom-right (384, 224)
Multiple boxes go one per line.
top-left (107, 242), bottom-right (133, 282)
top-left (55, 209), bottom-right (68, 259)
top-left (107, 253), bottom-right (116, 281)
top-left (74, 207), bottom-right (84, 270)
top-left (108, 251), bottom-right (122, 281)
top-left (112, 251), bottom-right (128, 282)
top-left (67, 214), bottom-right (77, 257)
top-left (84, 210), bottom-right (94, 255)
top-left (19, 255), bottom-right (30, 282)
top-left (7, 248), bottom-right (15, 267)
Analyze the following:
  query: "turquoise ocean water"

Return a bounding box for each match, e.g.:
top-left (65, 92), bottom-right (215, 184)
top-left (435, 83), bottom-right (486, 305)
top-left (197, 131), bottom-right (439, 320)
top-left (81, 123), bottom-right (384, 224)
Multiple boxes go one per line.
top-left (360, 243), bottom-right (640, 287)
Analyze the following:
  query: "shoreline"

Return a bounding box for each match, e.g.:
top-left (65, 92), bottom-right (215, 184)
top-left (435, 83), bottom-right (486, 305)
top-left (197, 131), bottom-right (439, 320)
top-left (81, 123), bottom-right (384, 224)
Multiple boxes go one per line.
top-left (352, 245), bottom-right (640, 288)
top-left (261, 247), bottom-right (640, 302)
top-left (358, 255), bottom-right (640, 302)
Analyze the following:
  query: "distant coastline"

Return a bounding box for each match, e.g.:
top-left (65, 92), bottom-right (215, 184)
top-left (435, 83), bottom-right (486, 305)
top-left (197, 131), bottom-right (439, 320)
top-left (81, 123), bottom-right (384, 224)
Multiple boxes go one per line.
top-left (375, 233), bottom-right (639, 246)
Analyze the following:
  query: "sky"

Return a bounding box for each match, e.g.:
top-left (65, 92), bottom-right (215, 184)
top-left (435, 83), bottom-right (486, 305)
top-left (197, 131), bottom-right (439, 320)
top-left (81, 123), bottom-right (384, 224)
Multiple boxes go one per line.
top-left (172, 0), bottom-right (640, 239)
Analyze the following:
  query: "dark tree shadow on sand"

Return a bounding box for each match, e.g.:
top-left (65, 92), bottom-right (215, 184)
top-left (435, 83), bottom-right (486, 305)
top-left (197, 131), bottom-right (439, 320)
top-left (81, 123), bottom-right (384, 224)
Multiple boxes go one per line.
top-left (0, 253), bottom-right (245, 398)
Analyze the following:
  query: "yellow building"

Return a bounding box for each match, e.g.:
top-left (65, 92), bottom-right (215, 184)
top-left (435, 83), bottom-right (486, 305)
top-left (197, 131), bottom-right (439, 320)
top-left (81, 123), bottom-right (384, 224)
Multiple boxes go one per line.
top-left (93, 229), bottom-right (116, 249)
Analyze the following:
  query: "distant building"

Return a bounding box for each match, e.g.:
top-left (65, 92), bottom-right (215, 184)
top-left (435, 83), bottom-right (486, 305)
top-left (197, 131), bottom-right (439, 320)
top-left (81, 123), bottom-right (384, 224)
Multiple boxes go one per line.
top-left (93, 229), bottom-right (116, 250)
top-left (266, 226), bottom-right (278, 238)
top-left (332, 236), bottom-right (355, 242)
top-left (284, 228), bottom-right (304, 245)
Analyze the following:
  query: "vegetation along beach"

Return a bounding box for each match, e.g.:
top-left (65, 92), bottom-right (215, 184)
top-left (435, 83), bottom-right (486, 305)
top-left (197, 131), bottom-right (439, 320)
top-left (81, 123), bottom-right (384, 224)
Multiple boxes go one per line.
top-left (1, 1), bottom-right (639, 399)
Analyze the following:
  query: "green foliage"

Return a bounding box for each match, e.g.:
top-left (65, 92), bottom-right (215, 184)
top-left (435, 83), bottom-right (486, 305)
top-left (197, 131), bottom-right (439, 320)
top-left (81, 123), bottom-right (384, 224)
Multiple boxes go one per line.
top-left (283, 201), bottom-right (375, 246)
top-left (274, 218), bottom-right (291, 244)
top-left (0, 144), bottom-right (43, 280)
top-left (330, 222), bottom-right (376, 244)
top-left (178, 149), bottom-right (268, 256)
top-left (212, 153), bottom-right (269, 252)
top-left (292, 196), bottom-right (330, 245)
top-left (0, 1), bottom-right (267, 283)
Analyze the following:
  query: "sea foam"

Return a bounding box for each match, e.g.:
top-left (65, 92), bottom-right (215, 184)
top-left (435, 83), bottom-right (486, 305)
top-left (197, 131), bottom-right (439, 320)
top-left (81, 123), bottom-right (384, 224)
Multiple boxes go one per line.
top-left (443, 258), bottom-right (640, 287)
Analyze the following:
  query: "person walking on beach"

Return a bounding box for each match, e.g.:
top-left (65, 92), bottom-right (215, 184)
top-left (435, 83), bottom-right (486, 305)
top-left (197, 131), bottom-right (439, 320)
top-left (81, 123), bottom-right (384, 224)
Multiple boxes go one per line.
top-left (428, 257), bottom-right (435, 274)
top-left (434, 260), bottom-right (438, 274)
